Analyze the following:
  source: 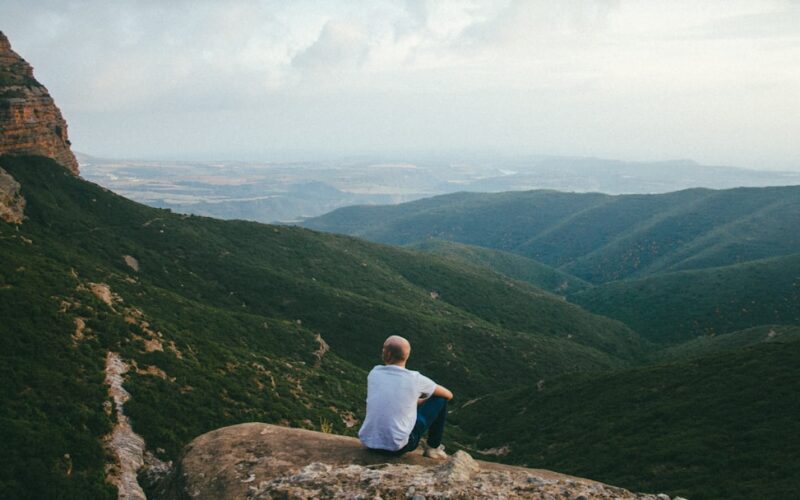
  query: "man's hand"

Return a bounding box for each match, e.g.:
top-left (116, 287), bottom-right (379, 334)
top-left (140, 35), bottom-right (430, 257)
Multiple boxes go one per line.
top-left (433, 385), bottom-right (454, 400)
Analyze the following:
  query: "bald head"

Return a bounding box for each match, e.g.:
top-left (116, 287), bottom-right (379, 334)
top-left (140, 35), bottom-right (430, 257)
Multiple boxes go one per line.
top-left (382, 335), bottom-right (411, 365)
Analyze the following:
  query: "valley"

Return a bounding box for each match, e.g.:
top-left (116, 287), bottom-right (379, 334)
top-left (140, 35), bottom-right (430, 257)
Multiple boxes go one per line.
top-left (5, 153), bottom-right (799, 499)
top-left (0, 155), bottom-right (640, 498)
top-left (2, 26), bottom-right (799, 500)
top-left (302, 180), bottom-right (800, 499)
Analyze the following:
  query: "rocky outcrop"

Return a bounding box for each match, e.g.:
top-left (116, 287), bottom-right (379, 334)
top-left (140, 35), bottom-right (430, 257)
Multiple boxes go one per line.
top-left (104, 352), bottom-right (147, 500)
top-left (0, 166), bottom-right (24, 223)
top-left (161, 423), bottom-right (676, 499)
top-left (0, 31), bottom-right (79, 174)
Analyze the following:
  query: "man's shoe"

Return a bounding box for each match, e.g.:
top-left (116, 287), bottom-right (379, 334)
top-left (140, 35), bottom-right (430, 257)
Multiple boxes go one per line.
top-left (423, 443), bottom-right (447, 459)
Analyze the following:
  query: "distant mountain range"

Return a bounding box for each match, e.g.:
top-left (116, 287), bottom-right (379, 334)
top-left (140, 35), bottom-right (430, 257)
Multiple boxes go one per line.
top-left (302, 186), bottom-right (800, 283)
top-left (78, 151), bottom-right (800, 225)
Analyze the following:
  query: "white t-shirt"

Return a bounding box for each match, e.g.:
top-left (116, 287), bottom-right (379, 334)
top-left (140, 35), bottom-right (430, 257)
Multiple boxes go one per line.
top-left (358, 365), bottom-right (437, 451)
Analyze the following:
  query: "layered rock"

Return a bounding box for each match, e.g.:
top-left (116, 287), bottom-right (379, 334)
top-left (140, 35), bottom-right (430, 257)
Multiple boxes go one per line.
top-left (0, 31), bottom-right (79, 174)
top-left (158, 423), bottom-right (678, 499)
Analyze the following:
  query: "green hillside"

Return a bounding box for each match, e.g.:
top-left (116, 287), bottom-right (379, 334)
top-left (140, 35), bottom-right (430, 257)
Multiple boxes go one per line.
top-left (654, 324), bottom-right (800, 361)
top-left (0, 155), bottom-right (640, 498)
top-left (453, 336), bottom-right (800, 500)
top-left (302, 187), bottom-right (800, 283)
top-left (407, 239), bottom-right (591, 295)
top-left (570, 254), bottom-right (800, 345)
top-left (301, 190), bottom-right (610, 252)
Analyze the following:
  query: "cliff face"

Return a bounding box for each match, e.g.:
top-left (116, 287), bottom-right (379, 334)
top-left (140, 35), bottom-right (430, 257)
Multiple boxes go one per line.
top-left (156, 423), bottom-right (679, 500)
top-left (0, 31), bottom-right (79, 175)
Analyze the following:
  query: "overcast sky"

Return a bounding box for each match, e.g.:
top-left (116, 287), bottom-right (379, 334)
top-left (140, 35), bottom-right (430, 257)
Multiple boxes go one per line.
top-left (2, 1), bottom-right (799, 169)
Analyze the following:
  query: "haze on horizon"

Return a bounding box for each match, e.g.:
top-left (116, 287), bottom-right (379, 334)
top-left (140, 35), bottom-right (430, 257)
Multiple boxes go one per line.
top-left (2, 0), bottom-right (799, 171)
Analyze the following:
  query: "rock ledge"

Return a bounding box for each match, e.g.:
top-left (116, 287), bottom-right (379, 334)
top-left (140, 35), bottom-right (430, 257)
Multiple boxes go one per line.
top-left (160, 423), bottom-right (678, 500)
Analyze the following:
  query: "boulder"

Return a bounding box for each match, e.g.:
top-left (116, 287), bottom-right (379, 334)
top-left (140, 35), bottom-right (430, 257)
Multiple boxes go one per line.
top-left (159, 423), bottom-right (667, 499)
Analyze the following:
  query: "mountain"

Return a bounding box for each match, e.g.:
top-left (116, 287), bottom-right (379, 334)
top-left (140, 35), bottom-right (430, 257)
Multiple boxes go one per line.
top-left (301, 186), bottom-right (800, 283)
top-left (0, 32), bottom-right (78, 174)
top-left (570, 254), bottom-right (800, 345)
top-left (407, 239), bottom-right (591, 295)
top-left (78, 152), bottom-right (800, 226)
top-left (3, 29), bottom-right (798, 500)
top-left (0, 34), bottom-right (643, 498)
top-left (0, 154), bottom-right (640, 498)
top-left (453, 335), bottom-right (800, 500)
top-left (460, 156), bottom-right (800, 194)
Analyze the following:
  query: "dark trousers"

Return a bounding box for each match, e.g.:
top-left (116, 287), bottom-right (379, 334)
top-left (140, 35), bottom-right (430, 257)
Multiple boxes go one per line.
top-left (398, 395), bottom-right (448, 454)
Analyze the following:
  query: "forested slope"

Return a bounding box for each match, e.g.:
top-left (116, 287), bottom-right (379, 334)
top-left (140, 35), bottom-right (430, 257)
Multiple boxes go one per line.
top-left (0, 155), bottom-right (639, 498)
top-left (303, 187), bottom-right (800, 283)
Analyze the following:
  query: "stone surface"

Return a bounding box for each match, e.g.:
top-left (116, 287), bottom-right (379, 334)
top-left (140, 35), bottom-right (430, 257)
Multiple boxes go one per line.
top-left (161, 423), bottom-right (669, 500)
top-left (104, 352), bottom-right (147, 500)
top-left (0, 166), bottom-right (24, 223)
top-left (0, 31), bottom-right (79, 174)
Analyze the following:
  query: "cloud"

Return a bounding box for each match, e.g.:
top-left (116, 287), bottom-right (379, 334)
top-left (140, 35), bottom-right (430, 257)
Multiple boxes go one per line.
top-left (292, 20), bottom-right (369, 71)
top-left (1, 0), bottom-right (798, 169)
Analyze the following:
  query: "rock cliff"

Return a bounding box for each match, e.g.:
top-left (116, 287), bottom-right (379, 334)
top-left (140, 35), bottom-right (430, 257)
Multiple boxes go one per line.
top-left (157, 423), bottom-right (679, 499)
top-left (0, 31), bottom-right (79, 175)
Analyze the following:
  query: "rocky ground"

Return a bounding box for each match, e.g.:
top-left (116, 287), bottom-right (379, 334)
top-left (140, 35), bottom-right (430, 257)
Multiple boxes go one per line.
top-left (155, 423), bottom-right (684, 500)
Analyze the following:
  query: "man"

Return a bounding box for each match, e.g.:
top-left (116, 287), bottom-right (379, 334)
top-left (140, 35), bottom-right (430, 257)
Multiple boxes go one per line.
top-left (358, 335), bottom-right (454, 458)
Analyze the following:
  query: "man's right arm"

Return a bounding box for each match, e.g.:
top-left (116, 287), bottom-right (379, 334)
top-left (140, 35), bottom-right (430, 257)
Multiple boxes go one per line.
top-left (433, 384), bottom-right (453, 400)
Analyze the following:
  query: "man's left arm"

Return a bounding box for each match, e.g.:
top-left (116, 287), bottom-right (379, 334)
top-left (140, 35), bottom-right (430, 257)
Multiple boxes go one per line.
top-left (432, 384), bottom-right (453, 400)
top-left (418, 384), bottom-right (454, 404)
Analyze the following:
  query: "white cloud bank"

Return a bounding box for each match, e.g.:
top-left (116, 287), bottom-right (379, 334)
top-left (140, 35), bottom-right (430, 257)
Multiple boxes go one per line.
top-left (1, 0), bottom-right (798, 169)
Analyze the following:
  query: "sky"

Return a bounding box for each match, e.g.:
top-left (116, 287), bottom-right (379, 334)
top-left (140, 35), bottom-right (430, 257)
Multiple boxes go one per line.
top-left (2, 0), bottom-right (799, 169)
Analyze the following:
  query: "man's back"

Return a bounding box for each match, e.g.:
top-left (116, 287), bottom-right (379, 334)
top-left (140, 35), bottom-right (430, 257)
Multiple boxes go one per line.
top-left (358, 365), bottom-right (436, 451)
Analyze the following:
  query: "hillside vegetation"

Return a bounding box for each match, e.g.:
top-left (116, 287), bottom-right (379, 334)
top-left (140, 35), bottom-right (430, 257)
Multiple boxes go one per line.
top-left (302, 187), bottom-right (800, 283)
top-left (570, 254), bottom-right (800, 345)
top-left (304, 181), bottom-right (800, 500)
top-left (654, 324), bottom-right (800, 361)
top-left (4, 156), bottom-right (800, 499)
top-left (0, 155), bottom-right (639, 498)
top-left (407, 239), bottom-right (591, 295)
top-left (453, 336), bottom-right (800, 500)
